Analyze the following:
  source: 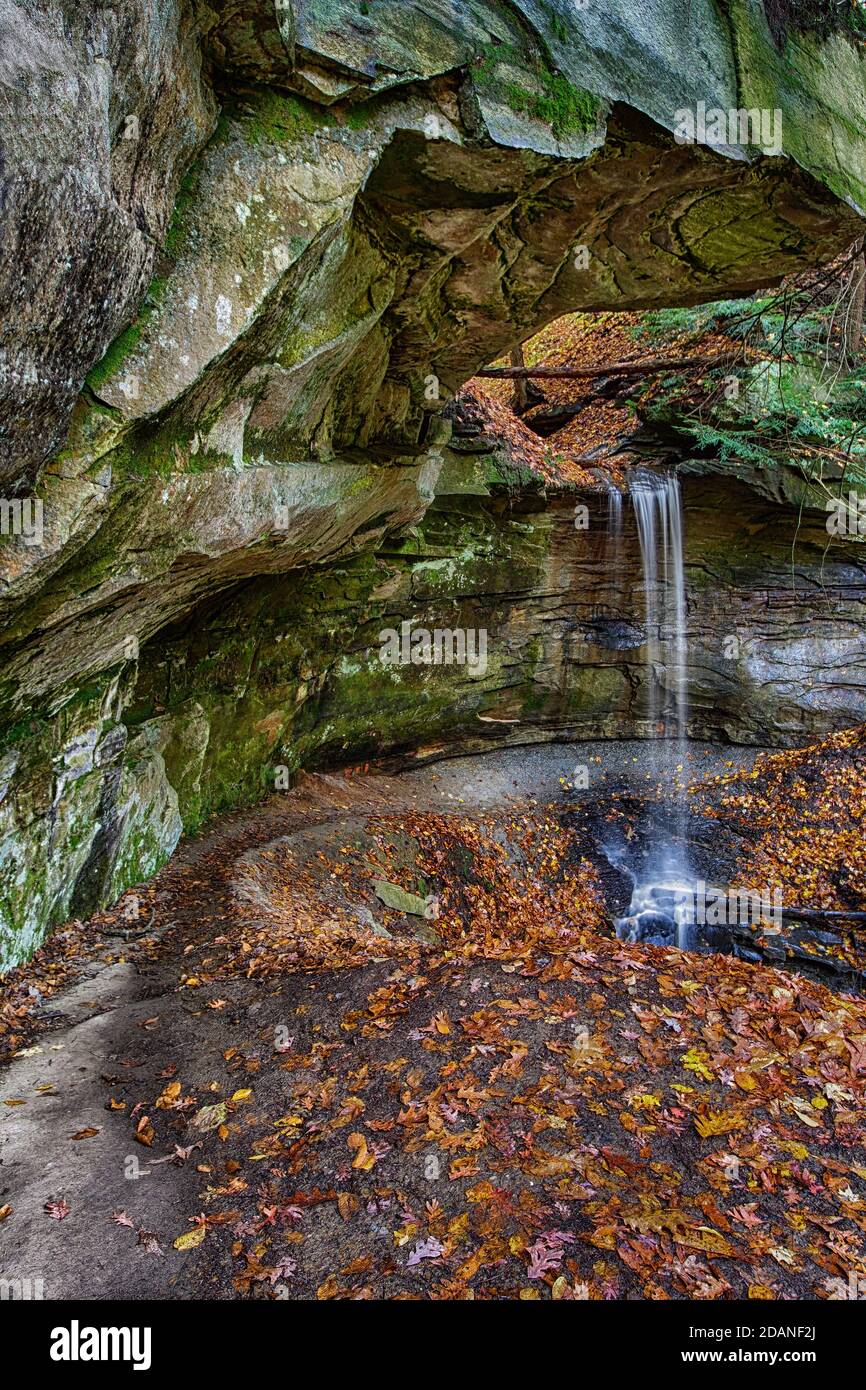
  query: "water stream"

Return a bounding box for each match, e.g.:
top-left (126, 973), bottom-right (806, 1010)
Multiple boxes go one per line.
top-left (616, 469), bottom-right (695, 948)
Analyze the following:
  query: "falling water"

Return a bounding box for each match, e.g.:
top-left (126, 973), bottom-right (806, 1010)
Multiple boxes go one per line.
top-left (605, 480), bottom-right (624, 604)
top-left (606, 480), bottom-right (623, 545)
top-left (630, 469), bottom-right (688, 747)
top-left (631, 474), bottom-right (660, 735)
top-left (616, 469), bottom-right (692, 947)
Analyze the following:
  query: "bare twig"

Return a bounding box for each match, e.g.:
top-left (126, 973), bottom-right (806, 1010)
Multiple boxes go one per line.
top-left (476, 354), bottom-right (731, 381)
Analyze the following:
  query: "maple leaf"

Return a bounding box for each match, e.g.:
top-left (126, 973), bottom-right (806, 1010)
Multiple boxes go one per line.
top-left (847, 1038), bottom-right (866, 1074)
top-left (730, 1204), bottom-right (763, 1229)
top-left (269, 1254), bottom-right (297, 1284)
top-left (694, 1110), bottom-right (745, 1139)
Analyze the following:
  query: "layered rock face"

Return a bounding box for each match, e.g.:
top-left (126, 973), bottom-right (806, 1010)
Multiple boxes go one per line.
top-left (2, 0), bottom-right (866, 964)
top-left (124, 454), bottom-right (866, 804)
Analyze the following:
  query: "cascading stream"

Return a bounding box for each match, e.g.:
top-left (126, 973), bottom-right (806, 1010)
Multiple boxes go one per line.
top-left (606, 481), bottom-right (624, 590)
top-left (631, 470), bottom-right (688, 748)
top-left (617, 469), bottom-right (693, 948)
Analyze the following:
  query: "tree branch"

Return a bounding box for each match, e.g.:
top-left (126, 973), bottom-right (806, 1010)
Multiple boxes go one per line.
top-left (476, 354), bottom-right (732, 380)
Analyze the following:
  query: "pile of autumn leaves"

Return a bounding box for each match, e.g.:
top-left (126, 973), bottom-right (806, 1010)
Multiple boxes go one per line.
top-left (461, 312), bottom-right (643, 485)
top-left (175, 868), bottom-right (866, 1301)
top-left (223, 811), bottom-right (609, 981)
top-left (28, 746), bottom-right (861, 1301)
top-left (693, 726), bottom-right (866, 970)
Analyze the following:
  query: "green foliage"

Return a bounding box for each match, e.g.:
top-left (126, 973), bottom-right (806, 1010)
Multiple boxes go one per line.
top-left (632, 282), bottom-right (866, 492)
top-left (628, 299), bottom-right (775, 344)
top-left (671, 358), bottom-right (866, 487)
top-left (163, 167), bottom-right (199, 259)
top-left (342, 99), bottom-right (379, 130)
top-left (508, 73), bottom-right (600, 139)
top-left (686, 422), bottom-right (780, 472)
top-left (86, 276), bottom-right (167, 391)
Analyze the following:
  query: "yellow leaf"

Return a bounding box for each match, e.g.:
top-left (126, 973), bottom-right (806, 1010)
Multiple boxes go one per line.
top-left (134, 1117), bottom-right (154, 1147)
top-left (788, 1097), bottom-right (823, 1128)
top-left (156, 1081), bottom-right (181, 1109)
top-left (231, 1088), bottom-right (252, 1103)
top-left (466, 1181), bottom-right (496, 1203)
top-left (348, 1131), bottom-right (376, 1171)
top-left (682, 1048), bottom-right (714, 1082)
top-left (779, 1140), bottom-right (809, 1160)
top-left (630, 1093), bottom-right (661, 1110)
top-left (173, 1226), bottom-right (206, 1251)
top-left (393, 1222), bottom-right (419, 1247)
top-left (694, 1111), bottom-right (745, 1139)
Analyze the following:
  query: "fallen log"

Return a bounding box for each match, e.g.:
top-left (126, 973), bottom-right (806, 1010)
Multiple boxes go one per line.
top-left (476, 353), bottom-right (730, 381)
top-left (780, 907), bottom-right (866, 924)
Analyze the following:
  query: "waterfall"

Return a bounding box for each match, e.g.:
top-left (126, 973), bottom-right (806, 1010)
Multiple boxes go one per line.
top-left (607, 481), bottom-right (623, 545)
top-left (616, 469), bottom-right (692, 948)
top-left (630, 470), bottom-right (688, 747)
top-left (606, 480), bottom-right (624, 607)
top-left (631, 475), bottom-right (660, 736)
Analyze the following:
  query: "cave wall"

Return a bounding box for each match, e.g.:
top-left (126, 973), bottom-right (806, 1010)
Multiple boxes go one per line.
top-left (125, 462), bottom-right (866, 796)
top-left (5, 451), bottom-right (861, 968)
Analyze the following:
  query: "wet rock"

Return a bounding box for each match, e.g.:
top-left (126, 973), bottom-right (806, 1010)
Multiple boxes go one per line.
top-left (620, 910), bottom-right (677, 946)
